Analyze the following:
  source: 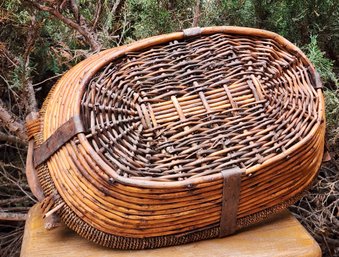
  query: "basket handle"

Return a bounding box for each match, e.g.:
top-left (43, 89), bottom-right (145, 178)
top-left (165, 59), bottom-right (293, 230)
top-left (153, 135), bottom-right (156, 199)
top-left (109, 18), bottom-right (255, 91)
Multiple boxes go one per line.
top-left (25, 112), bottom-right (45, 201)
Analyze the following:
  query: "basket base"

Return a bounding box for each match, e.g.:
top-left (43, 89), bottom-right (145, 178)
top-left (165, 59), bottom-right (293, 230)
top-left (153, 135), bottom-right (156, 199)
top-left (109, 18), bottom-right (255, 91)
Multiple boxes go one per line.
top-left (21, 203), bottom-right (321, 257)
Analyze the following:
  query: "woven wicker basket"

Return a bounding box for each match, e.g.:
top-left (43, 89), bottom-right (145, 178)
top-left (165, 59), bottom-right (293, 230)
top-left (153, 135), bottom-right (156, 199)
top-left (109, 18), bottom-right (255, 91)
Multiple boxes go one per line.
top-left (25, 26), bottom-right (325, 249)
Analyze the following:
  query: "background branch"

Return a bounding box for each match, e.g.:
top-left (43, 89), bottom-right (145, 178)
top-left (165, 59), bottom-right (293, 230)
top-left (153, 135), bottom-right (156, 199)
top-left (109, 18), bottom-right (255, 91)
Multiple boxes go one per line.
top-left (111, 0), bottom-right (123, 18)
top-left (192, 0), bottom-right (201, 27)
top-left (0, 100), bottom-right (26, 141)
top-left (22, 15), bottom-right (39, 113)
top-left (0, 212), bottom-right (27, 221)
top-left (92, 0), bottom-right (102, 29)
top-left (27, 0), bottom-right (101, 51)
top-left (69, 0), bottom-right (80, 22)
top-left (0, 132), bottom-right (27, 147)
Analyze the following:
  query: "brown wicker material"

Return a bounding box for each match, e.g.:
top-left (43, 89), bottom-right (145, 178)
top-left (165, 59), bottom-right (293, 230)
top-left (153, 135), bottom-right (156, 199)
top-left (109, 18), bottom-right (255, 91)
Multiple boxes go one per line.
top-left (26, 26), bottom-right (325, 249)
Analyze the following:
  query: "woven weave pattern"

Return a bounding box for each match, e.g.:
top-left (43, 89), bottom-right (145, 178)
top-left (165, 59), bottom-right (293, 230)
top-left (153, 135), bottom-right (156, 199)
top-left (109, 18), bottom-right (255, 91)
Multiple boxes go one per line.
top-left (81, 33), bottom-right (318, 181)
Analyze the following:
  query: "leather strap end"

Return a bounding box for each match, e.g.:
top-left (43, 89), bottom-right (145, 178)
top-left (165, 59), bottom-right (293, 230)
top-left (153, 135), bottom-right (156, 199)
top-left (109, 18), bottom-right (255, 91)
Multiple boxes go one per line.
top-left (219, 167), bottom-right (243, 237)
top-left (26, 140), bottom-right (45, 201)
top-left (314, 71), bottom-right (323, 89)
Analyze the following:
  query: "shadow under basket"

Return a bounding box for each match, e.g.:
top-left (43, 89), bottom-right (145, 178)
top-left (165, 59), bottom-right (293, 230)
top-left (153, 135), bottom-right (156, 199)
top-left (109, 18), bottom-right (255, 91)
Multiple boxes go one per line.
top-left (25, 26), bottom-right (325, 249)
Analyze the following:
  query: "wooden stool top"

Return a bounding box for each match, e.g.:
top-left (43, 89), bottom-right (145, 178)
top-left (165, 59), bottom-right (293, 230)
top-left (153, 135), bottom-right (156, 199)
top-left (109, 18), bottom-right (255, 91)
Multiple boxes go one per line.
top-left (21, 204), bottom-right (321, 257)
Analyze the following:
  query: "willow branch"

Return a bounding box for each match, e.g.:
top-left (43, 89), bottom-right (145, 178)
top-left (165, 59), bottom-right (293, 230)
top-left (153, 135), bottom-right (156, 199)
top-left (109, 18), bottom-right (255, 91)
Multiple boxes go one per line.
top-left (92, 0), bottom-right (102, 29)
top-left (0, 161), bottom-right (25, 173)
top-left (0, 196), bottom-right (29, 206)
top-left (0, 42), bottom-right (20, 67)
top-left (0, 99), bottom-right (27, 141)
top-left (27, 1), bottom-right (101, 51)
top-left (0, 131), bottom-right (27, 146)
top-left (0, 212), bottom-right (27, 221)
top-left (22, 15), bottom-right (39, 113)
top-left (192, 0), bottom-right (201, 27)
top-left (69, 0), bottom-right (80, 22)
top-left (111, 0), bottom-right (123, 17)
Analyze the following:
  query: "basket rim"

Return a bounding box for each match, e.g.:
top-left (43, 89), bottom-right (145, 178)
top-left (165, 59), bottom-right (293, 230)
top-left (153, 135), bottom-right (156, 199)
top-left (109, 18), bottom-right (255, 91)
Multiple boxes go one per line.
top-left (42, 26), bottom-right (325, 188)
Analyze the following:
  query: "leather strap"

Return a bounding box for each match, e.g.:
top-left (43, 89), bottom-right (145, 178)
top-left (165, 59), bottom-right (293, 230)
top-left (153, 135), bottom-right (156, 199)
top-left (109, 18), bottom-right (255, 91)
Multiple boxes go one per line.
top-left (308, 67), bottom-right (323, 89)
top-left (313, 71), bottom-right (323, 89)
top-left (33, 115), bottom-right (84, 167)
top-left (219, 167), bottom-right (242, 237)
top-left (183, 27), bottom-right (202, 38)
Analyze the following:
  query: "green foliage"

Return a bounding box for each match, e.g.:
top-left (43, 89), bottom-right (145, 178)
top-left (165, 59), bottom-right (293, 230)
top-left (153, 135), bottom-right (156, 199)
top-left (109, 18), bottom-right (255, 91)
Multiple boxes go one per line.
top-left (324, 89), bottom-right (339, 143)
top-left (300, 34), bottom-right (339, 146)
top-left (200, 0), bottom-right (255, 27)
top-left (303, 35), bottom-right (338, 86)
top-left (9, 62), bottom-right (24, 90)
top-left (126, 0), bottom-right (205, 40)
top-left (267, 0), bottom-right (339, 50)
top-left (126, 0), bottom-right (178, 39)
top-left (3, 0), bottom-right (30, 24)
top-left (301, 35), bottom-right (338, 145)
top-left (200, 0), bottom-right (339, 59)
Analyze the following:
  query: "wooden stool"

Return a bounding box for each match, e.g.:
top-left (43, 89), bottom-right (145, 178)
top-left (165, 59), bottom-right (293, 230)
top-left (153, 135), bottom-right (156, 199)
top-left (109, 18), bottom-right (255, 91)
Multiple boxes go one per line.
top-left (21, 204), bottom-right (321, 257)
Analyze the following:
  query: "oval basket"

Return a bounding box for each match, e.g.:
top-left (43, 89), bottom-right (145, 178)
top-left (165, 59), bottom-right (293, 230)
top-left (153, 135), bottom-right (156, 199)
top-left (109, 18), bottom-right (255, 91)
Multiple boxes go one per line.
top-left (25, 26), bottom-right (325, 249)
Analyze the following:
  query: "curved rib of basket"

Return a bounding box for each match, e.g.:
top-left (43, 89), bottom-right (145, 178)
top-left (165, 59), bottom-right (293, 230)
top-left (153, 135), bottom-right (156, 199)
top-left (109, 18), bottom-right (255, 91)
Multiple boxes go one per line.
top-left (35, 26), bottom-right (325, 248)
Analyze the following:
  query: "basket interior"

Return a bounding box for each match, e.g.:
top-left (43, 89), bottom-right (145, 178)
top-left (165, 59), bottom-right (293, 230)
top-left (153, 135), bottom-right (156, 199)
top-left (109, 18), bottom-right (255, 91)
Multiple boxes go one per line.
top-left (80, 33), bottom-right (319, 182)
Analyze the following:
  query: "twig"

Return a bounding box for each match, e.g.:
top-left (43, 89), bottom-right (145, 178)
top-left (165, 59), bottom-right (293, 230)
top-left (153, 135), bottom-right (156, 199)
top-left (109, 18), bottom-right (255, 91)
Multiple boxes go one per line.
top-left (44, 202), bottom-right (64, 218)
top-left (0, 212), bottom-right (27, 221)
top-left (0, 225), bottom-right (24, 257)
top-left (0, 99), bottom-right (27, 141)
top-left (69, 0), bottom-right (80, 22)
top-left (111, 0), bottom-right (123, 17)
top-left (0, 166), bottom-right (36, 203)
top-left (0, 196), bottom-right (29, 206)
top-left (0, 183), bottom-right (31, 190)
top-left (22, 15), bottom-right (39, 113)
top-left (32, 73), bottom-right (63, 87)
top-left (2, 206), bottom-right (31, 212)
top-left (323, 237), bottom-right (339, 247)
top-left (321, 233), bottom-right (334, 257)
top-left (0, 160), bottom-right (25, 173)
top-left (117, 10), bottom-right (130, 46)
top-left (0, 131), bottom-right (27, 146)
top-left (0, 74), bottom-right (20, 99)
top-left (0, 42), bottom-right (20, 67)
top-left (92, 0), bottom-right (102, 29)
top-left (192, 0), bottom-right (201, 27)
